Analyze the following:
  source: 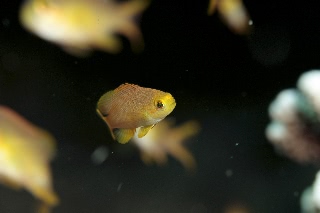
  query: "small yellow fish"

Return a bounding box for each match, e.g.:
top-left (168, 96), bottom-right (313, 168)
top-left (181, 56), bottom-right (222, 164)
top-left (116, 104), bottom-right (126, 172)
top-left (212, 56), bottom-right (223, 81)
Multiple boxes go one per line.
top-left (97, 83), bottom-right (176, 144)
top-left (19, 0), bottom-right (149, 56)
top-left (0, 106), bottom-right (58, 211)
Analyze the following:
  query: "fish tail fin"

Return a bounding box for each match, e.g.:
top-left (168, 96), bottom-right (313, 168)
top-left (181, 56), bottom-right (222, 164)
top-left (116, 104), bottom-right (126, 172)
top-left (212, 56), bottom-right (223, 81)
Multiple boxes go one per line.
top-left (120, 0), bottom-right (150, 16)
top-left (113, 128), bottom-right (136, 144)
top-left (116, 0), bottom-right (150, 53)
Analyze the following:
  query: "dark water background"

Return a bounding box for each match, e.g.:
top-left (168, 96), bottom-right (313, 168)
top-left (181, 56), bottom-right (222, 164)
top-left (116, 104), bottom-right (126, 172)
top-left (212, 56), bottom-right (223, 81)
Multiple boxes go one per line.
top-left (1, 0), bottom-right (320, 212)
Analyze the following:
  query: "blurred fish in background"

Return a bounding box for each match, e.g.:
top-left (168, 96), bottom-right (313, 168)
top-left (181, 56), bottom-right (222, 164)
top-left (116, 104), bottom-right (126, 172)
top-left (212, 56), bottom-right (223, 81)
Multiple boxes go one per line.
top-left (19, 0), bottom-right (150, 57)
top-left (132, 118), bottom-right (200, 172)
top-left (207, 0), bottom-right (252, 35)
top-left (223, 202), bottom-right (252, 213)
top-left (0, 106), bottom-right (58, 213)
top-left (266, 70), bottom-right (320, 164)
top-left (301, 171), bottom-right (320, 213)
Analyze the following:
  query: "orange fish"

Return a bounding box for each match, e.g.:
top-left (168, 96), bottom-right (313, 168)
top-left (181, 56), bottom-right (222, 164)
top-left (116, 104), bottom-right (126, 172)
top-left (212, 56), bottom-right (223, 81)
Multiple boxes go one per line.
top-left (97, 83), bottom-right (176, 144)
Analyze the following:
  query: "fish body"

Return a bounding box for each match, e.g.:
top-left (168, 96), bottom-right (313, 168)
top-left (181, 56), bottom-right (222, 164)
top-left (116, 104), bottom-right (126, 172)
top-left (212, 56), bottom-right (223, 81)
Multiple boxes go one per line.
top-left (19, 0), bottom-right (149, 56)
top-left (0, 106), bottom-right (58, 209)
top-left (132, 118), bottom-right (200, 172)
top-left (208, 0), bottom-right (252, 35)
top-left (97, 83), bottom-right (176, 144)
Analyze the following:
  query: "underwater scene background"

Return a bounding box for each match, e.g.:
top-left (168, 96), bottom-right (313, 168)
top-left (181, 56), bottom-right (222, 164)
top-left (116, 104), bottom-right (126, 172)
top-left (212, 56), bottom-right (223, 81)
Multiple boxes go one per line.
top-left (1, 0), bottom-right (320, 212)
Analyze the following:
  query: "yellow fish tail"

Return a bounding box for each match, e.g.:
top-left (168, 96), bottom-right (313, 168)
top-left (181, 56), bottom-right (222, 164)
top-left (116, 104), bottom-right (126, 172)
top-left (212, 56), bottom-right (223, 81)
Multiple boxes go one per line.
top-left (117, 0), bottom-right (150, 52)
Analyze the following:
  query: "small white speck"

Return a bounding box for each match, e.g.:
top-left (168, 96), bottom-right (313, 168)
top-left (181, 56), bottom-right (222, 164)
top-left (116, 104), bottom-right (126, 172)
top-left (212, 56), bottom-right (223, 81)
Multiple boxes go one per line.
top-left (117, 182), bottom-right (123, 192)
top-left (235, 143), bottom-right (239, 146)
top-left (248, 20), bottom-right (253, 25)
top-left (226, 169), bottom-right (233, 177)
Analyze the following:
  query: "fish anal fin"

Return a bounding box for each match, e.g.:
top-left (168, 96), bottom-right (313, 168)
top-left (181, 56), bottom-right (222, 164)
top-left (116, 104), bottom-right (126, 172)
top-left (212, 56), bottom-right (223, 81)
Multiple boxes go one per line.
top-left (138, 124), bottom-right (154, 138)
top-left (96, 36), bottom-right (123, 54)
top-left (113, 128), bottom-right (135, 144)
top-left (62, 46), bottom-right (92, 57)
top-left (0, 175), bottom-right (22, 190)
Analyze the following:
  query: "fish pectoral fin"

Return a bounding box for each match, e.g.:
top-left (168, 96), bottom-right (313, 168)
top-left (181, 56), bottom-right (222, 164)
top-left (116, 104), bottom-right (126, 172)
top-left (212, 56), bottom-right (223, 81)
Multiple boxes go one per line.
top-left (96, 36), bottom-right (123, 54)
top-left (62, 46), bottom-right (92, 57)
top-left (113, 128), bottom-right (135, 144)
top-left (138, 124), bottom-right (154, 138)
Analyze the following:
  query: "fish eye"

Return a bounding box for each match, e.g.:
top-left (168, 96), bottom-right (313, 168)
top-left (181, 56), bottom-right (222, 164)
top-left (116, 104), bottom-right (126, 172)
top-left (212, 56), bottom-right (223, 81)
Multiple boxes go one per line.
top-left (156, 100), bottom-right (164, 109)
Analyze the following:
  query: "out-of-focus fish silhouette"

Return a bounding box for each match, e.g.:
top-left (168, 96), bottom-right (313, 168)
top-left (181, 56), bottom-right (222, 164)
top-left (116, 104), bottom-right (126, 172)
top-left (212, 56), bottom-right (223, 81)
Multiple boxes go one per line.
top-left (266, 70), bottom-right (320, 164)
top-left (301, 171), bottom-right (320, 213)
top-left (132, 118), bottom-right (200, 172)
top-left (19, 0), bottom-right (149, 56)
top-left (0, 106), bottom-right (59, 212)
top-left (97, 83), bottom-right (176, 144)
top-left (208, 0), bottom-right (252, 35)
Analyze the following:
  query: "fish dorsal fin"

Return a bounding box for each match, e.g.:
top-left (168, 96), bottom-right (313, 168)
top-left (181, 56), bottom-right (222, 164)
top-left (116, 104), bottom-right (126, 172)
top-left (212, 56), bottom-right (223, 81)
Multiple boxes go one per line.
top-left (113, 128), bottom-right (135, 144)
top-left (138, 124), bottom-right (155, 138)
top-left (97, 90), bottom-right (114, 116)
